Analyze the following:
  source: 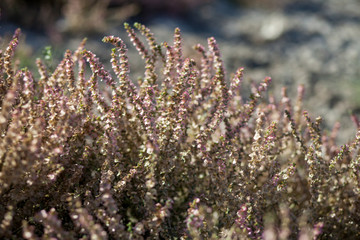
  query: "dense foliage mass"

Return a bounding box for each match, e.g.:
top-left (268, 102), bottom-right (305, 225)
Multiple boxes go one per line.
top-left (0, 23), bottom-right (359, 239)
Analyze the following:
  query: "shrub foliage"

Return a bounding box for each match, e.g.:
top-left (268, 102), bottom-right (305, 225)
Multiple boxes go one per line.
top-left (0, 23), bottom-right (359, 239)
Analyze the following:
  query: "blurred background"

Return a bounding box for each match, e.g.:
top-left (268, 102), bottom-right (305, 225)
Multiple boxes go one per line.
top-left (1, 0), bottom-right (360, 143)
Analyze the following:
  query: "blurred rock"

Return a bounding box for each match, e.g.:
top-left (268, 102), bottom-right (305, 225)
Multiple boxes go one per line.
top-left (260, 14), bottom-right (286, 41)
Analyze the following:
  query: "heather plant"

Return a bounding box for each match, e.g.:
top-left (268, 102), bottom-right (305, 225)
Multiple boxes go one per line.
top-left (0, 23), bottom-right (360, 240)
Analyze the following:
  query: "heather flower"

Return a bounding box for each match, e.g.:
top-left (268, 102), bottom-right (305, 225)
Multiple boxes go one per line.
top-left (0, 23), bottom-right (360, 239)
top-left (3, 28), bottom-right (21, 87)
